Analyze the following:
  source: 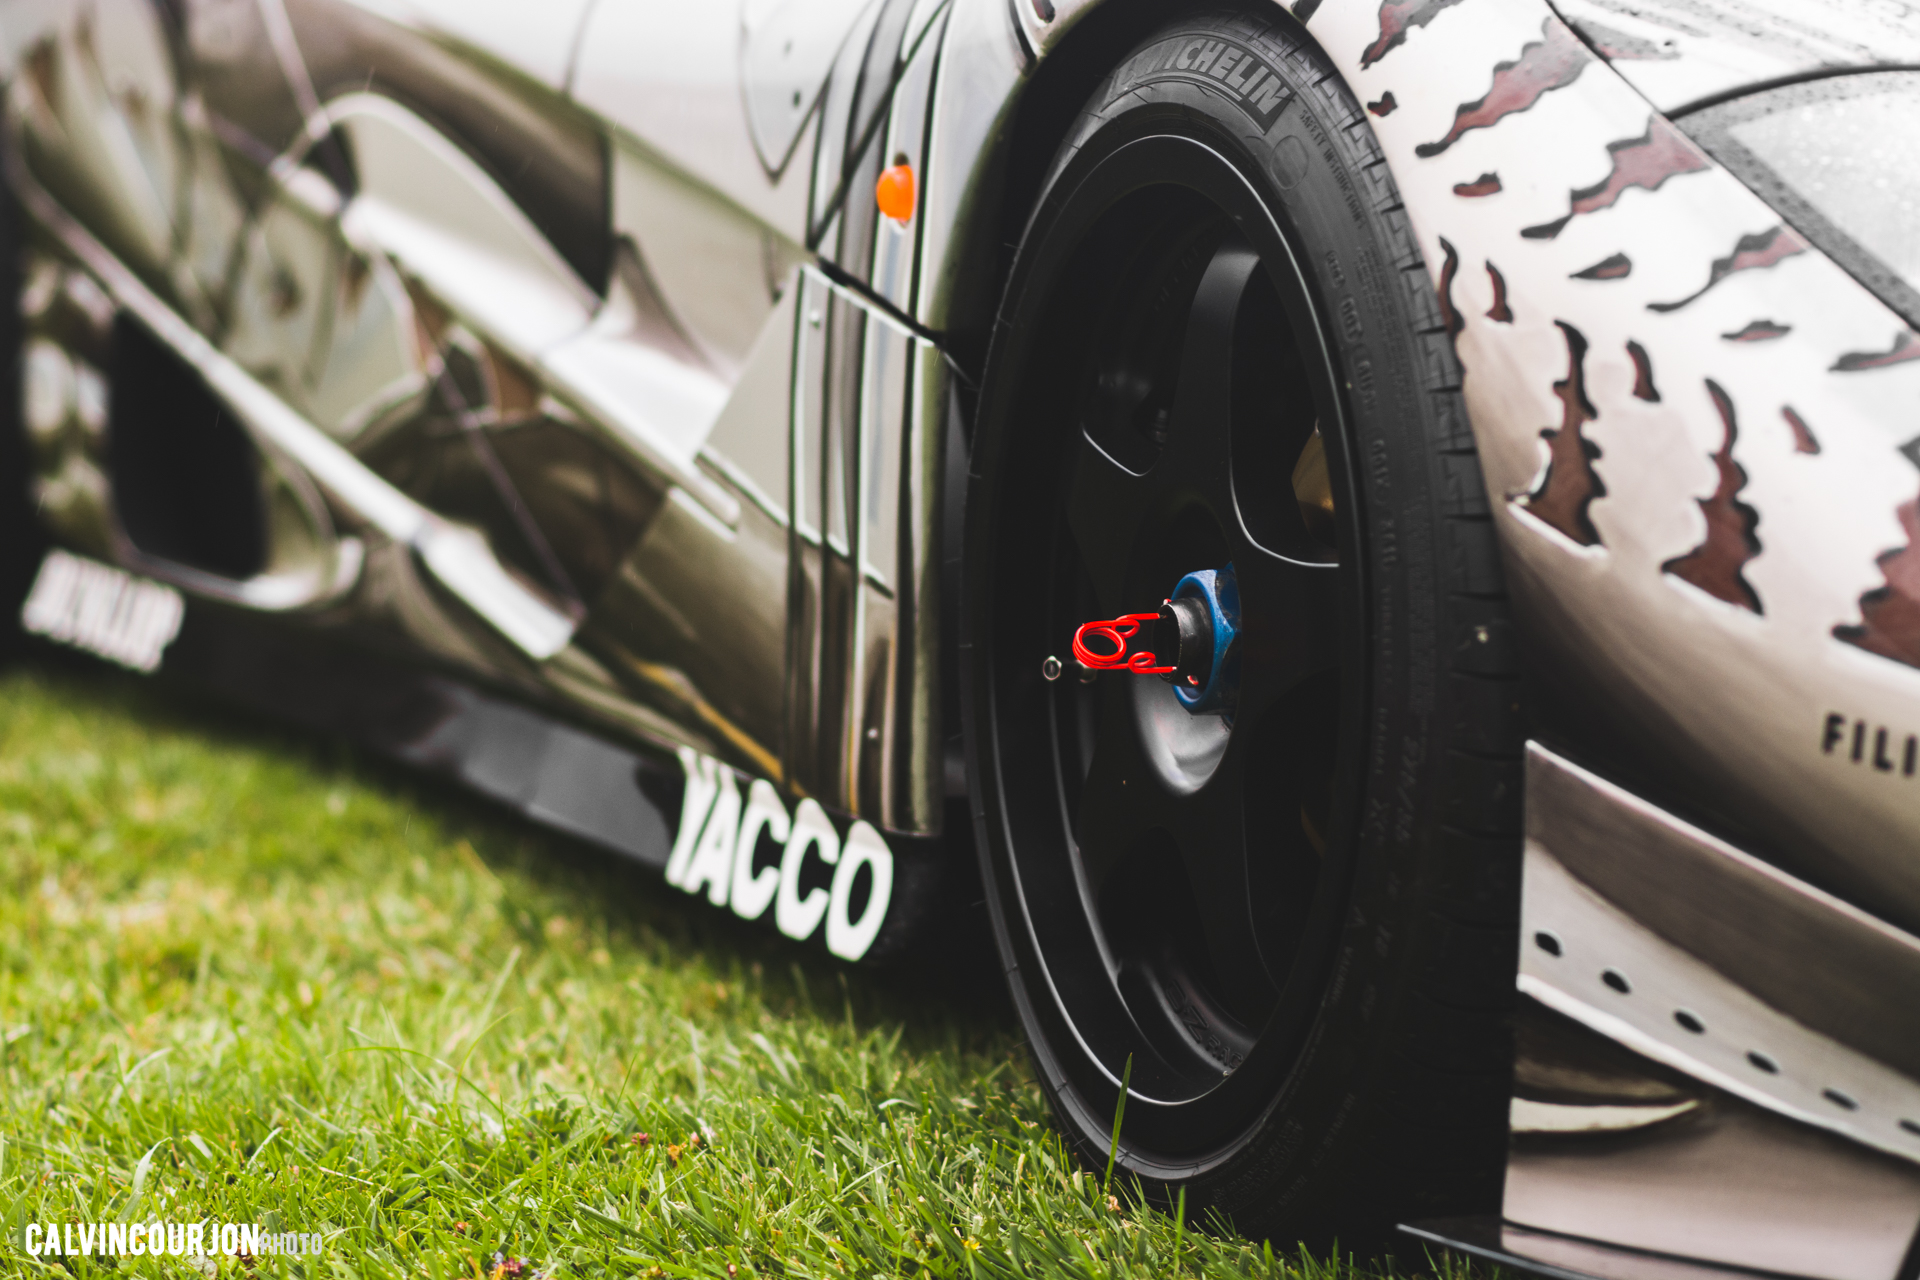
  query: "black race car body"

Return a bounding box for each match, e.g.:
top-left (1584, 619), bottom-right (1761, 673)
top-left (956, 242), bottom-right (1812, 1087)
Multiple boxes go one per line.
top-left (6, 0), bottom-right (1920, 1271)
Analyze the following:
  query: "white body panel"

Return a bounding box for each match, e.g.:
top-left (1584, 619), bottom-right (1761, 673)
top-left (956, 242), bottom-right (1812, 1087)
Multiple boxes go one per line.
top-left (1551, 0), bottom-right (1920, 113)
top-left (342, 0), bottom-right (600, 92)
top-left (570, 0), bottom-right (815, 247)
top-left (1286, 0), bottom-right (1920, 924)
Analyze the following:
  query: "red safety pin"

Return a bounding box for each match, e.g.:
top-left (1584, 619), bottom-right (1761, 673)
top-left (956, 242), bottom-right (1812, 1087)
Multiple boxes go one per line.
top-left (1072, 610), bottom-right (1174, 674)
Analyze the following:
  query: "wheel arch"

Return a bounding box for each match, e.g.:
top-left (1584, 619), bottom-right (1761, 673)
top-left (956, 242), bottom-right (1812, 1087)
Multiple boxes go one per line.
top-left (922, 0), bottom-right (1349, 812)
top-left (921, 0), bottom-right (1335, 783)
top-left (923, 0), bottom-right (1327, 378)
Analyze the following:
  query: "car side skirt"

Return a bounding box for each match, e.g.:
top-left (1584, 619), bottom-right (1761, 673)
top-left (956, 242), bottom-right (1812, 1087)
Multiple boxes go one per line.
top-left (152, 599), bottom-right (948, 965)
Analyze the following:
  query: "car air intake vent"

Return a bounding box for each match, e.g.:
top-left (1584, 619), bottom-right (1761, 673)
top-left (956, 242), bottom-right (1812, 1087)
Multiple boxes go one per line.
top-left (106, 316), bottom-right (266, 582)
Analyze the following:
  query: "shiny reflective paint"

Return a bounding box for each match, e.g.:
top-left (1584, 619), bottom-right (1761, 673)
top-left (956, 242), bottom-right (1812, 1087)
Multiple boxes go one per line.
top-left (1283, 0), bottom-right (1920, 933)
top-left (961, 0), bottom-right (1920, 1267)
top-left (10, 0), bottom-right (1920, 1261)
top-left (0, 0), bottom-right (955, 955)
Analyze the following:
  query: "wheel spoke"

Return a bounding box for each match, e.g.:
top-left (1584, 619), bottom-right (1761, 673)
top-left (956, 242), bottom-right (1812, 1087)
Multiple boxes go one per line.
top-left (1231, 683), bottom-right (1338, 987)
top-left (1072, 683), bottom-right (1174, 896)
top-left (1004, 157), bottom-right (1366, 1119)
top-left (1074, 684), bottom-right (1285, 1021)
top-left (1066, 434), bottom-right (1159, 613)
top-left (1158, 241), bottom-right (1264, 508)
top-left (1167, 761), bottom-right (1279, 1015)
top-left (1231, 550), bottom-right (1341, 727)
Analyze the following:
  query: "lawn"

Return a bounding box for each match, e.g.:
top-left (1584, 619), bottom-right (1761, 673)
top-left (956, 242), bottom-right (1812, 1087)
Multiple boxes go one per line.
top-left (0, 657), bottom-right (1470, 1279)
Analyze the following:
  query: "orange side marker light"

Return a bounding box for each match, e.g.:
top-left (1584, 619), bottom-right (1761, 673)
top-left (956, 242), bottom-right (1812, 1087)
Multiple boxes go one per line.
top-left (876, 158), bottom-right (916, 223)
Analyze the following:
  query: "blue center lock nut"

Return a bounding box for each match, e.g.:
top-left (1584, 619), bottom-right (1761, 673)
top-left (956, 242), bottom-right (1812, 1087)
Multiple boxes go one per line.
top-left (1154, 563), bottom-right (1240, 716)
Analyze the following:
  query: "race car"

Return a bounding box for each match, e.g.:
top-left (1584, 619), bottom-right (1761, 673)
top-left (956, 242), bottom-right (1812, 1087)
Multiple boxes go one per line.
top-left (3, 0), bottom-right (1919, 1268)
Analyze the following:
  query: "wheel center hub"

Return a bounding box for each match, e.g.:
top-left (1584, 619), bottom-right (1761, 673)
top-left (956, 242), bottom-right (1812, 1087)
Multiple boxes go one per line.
top-left (1162, 564), bottom-right (1240, 715)
top-left (1071, 562), bottom-right (1241, 717)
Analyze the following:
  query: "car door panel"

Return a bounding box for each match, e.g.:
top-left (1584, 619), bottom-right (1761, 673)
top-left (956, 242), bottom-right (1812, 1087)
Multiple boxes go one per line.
top-left (293, 0), bottom-right (808, 779)
top-left (783, 0), bottom-right (947, 829)
top-left (741, 0), bottom-right (880, 180)
top-left (331, 94), bottom-right (595, 366)
top-left (7, 0), bottom-right (953, 833)
top-left (562, 267), bottom-right (801, 784)
top-left (274, 0), bottom-right (809, 765)
top-left (570, 0), bottom-right (819, 247)
top-left (609, 135), bottom-right (805, 381)
top-left (562, 0), bottom-right (938, 795)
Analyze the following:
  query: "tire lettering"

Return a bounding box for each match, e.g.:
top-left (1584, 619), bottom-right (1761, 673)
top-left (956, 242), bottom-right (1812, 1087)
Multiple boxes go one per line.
top-left (1351, 345), bottom-right (1377, 409)
top-left (1248, 76), bottom-right (1290, 117)
top-left (1128, 38), bottom-right (1293, 132)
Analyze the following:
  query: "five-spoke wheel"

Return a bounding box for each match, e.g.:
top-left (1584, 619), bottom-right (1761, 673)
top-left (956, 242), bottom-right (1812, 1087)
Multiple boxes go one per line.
top-left (964, 11), bottom-right (1521, 1247)
top-left (972, 129), bottom-right (1362, 1153)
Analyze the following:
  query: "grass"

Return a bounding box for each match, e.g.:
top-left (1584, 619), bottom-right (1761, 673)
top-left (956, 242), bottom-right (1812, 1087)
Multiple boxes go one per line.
top-left (0, 656), bottom-right (1471, 1279)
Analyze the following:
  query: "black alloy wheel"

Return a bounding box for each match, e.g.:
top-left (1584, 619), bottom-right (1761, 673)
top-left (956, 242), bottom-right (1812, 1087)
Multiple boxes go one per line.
top-left (988, 143), bottom-right (1358, 1132)
top-left (962, 11), bottom-right (1524, 1248)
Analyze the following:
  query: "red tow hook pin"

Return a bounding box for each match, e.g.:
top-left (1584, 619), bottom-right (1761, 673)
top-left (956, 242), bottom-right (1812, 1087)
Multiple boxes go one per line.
top-left (1071, 610), bottom-right (1174, 674)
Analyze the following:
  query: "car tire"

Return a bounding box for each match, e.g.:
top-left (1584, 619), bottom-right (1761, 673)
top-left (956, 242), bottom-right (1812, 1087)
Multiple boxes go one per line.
top-left (960, 8), bottom-right (1523, 1250)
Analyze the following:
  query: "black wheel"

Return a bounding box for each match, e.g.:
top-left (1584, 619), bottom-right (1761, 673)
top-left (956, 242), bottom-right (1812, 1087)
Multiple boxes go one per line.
top-left (961, 9), bottom-right (1523, 1249)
